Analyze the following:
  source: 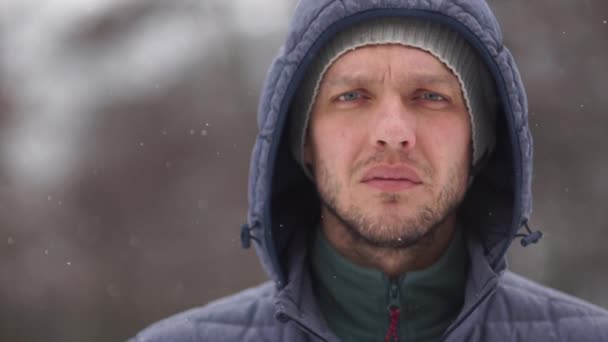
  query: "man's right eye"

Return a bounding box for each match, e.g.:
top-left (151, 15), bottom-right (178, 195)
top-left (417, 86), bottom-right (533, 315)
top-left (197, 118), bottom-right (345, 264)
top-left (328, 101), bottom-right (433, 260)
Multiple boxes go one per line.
top-left (336, 91), bottom-right (364, 102)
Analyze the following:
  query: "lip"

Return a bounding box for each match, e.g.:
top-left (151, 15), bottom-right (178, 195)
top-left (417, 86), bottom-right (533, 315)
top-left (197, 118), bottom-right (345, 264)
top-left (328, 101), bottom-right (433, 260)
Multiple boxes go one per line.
top-left (360, 165), bottom-right (423, 191)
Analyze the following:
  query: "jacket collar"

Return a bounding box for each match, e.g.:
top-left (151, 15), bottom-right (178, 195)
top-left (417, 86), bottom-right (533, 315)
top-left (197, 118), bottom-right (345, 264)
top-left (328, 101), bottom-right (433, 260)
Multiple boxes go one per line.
top-left (442, 230), bottom-right (500, 338)
top-left (274, 231), bottom-right (341, 341)
top-left (274, 228), bottom-right (500, 341)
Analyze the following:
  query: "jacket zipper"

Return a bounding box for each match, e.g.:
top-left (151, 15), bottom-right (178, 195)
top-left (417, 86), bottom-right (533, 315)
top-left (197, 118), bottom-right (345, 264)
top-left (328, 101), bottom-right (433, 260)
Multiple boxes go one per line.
top-left (385, 279), bottom-right (401, 342)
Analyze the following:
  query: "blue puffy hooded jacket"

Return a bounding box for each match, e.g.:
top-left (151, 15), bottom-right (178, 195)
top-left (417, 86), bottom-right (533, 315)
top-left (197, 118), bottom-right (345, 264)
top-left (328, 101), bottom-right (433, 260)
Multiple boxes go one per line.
top-left (132, 0), bottom-right (608, 341)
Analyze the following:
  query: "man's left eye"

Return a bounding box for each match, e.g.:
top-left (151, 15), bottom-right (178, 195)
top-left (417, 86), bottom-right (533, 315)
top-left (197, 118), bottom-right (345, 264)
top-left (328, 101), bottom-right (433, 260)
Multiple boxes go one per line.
top-left (420, 92), bottom-right (446, 101)
top-left (337, 91), bottom-right (364, 102)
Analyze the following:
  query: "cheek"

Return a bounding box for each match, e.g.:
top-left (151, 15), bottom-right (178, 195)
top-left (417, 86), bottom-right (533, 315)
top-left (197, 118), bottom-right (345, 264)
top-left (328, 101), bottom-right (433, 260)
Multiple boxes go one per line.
top-left (421, 116), bottom-right (471, 167)
top-left (310, 119), bottom-right (361, 171)
top-left (452, 118), bottom-right (472, 159)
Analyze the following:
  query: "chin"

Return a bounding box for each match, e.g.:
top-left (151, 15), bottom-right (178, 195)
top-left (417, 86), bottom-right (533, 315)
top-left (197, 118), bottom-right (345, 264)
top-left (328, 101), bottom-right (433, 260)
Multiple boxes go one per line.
top-left (357, 224), bottom-right (430, 249)
top-left (362, 214), bottom-right (417, 233)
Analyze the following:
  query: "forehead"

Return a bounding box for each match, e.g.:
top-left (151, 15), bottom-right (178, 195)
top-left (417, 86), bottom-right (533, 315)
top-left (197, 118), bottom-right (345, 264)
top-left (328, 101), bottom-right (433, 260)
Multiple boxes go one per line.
top-left (322, 44), bottom-right (459, 86)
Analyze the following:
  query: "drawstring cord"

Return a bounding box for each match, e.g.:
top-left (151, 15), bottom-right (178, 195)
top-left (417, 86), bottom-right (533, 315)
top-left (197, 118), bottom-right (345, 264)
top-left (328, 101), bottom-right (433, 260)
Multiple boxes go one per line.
top-left (515, 221), bottom-right (543, 247)
top-left (241, 223), bottom-right (260, 249)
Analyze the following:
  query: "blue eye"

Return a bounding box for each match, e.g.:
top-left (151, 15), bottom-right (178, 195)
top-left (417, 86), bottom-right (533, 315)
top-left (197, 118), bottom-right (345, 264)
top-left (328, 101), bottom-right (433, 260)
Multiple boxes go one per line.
top-left (421, 92), bottom-right (446, 101)
top-left (337, 91), bottom-right (364, 102)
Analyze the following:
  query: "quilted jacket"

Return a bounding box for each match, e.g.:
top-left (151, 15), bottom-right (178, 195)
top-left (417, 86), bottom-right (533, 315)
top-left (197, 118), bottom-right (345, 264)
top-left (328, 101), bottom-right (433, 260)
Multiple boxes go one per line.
top-left (132, 0), bottom-right (608, 341)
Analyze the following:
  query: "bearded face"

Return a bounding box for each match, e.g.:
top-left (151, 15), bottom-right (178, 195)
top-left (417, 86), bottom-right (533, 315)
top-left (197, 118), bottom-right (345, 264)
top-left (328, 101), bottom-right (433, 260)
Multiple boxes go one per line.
top-left (304, 45), bottom-right (472, 249)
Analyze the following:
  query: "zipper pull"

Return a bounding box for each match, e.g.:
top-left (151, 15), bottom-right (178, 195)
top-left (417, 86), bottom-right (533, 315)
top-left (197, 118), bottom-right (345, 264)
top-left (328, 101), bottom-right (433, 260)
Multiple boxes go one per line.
top-left (385, 280), bottom-right (401, 342)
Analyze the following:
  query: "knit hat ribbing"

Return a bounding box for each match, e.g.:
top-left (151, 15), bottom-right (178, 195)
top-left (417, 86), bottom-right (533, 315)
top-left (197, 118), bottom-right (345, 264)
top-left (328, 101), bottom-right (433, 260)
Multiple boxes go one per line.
top-left (288, 17), bottom-right (497, 179)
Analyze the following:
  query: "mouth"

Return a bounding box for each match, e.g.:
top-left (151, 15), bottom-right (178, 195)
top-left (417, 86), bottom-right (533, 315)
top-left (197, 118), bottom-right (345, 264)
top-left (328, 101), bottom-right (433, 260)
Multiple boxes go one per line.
top-left (360, 165), bottom-right (423, 192)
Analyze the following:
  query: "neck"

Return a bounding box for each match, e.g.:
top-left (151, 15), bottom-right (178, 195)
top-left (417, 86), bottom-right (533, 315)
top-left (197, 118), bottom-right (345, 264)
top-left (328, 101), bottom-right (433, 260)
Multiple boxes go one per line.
top-left (320, 207), bottom-right (458, 277)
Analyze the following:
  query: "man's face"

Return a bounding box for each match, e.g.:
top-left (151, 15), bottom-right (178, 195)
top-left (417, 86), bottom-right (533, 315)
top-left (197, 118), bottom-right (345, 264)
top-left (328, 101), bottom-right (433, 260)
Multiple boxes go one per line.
top-left (304, 44), bottom-right (472, 249)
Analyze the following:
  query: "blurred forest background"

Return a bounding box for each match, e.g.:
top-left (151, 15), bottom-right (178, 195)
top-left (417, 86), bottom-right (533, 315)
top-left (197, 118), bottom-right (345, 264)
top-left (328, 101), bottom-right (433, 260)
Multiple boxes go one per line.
top-left (0, 0), bottom-right (606, 341)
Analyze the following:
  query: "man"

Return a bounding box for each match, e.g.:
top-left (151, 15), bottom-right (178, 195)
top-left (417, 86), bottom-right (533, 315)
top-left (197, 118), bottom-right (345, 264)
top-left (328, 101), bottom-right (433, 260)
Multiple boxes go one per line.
top-left (132, 0), bottom-right (608, 341)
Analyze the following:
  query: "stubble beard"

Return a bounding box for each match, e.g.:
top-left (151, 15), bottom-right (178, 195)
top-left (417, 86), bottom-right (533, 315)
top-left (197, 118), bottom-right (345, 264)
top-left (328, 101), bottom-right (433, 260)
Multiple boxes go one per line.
top-left (315, 156), bottom-right (468, 251)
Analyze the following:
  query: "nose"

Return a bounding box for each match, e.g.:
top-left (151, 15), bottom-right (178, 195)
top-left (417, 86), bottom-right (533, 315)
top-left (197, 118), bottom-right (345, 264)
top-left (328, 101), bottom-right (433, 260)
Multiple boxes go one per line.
top-left (371, 95), bottom-right (416, 151)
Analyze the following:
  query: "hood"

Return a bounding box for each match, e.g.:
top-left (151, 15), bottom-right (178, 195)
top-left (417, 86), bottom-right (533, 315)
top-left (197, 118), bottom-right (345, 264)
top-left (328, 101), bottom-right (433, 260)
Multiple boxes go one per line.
top-left (242, 0), bottom-right (534, 289)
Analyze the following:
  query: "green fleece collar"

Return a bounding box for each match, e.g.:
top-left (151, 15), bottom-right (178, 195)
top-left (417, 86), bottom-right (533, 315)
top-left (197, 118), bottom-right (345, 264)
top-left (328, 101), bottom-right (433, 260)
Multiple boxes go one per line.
top-left (310, 227), bottom-right (467, 342)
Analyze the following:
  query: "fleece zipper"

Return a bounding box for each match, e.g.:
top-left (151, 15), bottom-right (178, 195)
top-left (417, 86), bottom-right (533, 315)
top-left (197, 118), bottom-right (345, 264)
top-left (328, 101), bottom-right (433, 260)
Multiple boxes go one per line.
top-left (385, 279), bottom-right (401, 342)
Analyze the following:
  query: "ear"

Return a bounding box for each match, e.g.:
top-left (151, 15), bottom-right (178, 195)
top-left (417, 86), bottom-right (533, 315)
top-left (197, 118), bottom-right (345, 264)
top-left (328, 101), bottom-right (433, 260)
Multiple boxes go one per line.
top-left (302, 139), bottom-right (316, 181)
top-left (303, 138), bottom-right (313, 165)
